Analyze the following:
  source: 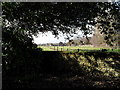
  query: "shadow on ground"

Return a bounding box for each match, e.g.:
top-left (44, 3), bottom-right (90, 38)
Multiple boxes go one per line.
top-left (3, 50), bottom-right (120, 88)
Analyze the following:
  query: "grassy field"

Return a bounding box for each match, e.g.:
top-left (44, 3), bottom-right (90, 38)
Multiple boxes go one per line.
top-left (39, 46), bottom-right (54, 51)
top-left (38, 46), bottom-right (120, 52)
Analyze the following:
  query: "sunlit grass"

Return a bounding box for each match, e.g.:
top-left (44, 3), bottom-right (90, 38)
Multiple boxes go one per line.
top-left (62, 52), bottom-right (120, 77)
top-left (38, 46), bottom-right (120, 52)
top-left (50, 46), bottom-right (102, 50)
top-left (38, 46), bottom-right (120, 77)
top-left (38, 46), bottom-right (54, 51)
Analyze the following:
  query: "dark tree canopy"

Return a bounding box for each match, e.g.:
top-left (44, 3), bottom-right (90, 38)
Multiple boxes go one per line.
top-left (2, 2), bottom-right (98, 36)
top-left (2, 2), bottom-right (120, 46)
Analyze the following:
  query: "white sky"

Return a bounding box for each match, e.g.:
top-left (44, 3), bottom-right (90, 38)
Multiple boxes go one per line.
top-left (33, 31), bottom-right (84, 44)
top-left (33, 25), bottom-right (95, 44)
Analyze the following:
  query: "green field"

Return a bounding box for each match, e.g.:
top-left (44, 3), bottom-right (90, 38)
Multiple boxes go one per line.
top-left (38, 46), bottom-right (120, 52)
top-left (39, 46), bottom-right (54, 51)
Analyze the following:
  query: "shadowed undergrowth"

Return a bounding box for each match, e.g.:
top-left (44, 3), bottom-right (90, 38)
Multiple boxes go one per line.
top-left (3, 51), bottom-right (120, 88)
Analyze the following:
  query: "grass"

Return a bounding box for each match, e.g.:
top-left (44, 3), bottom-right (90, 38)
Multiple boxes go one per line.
top-left (61, 52), bottom-right (120, 78)
top-left (38, 46), bottom-right (120, 52)
top-left (107, 49), bottom-right (120, 52)
top-left (38, 46), bottom-right (120, 78)
top-left (38, 46), bottom-right (54, 51)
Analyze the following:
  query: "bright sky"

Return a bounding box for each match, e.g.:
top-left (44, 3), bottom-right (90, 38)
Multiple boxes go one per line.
top-left (33, 31), bottom-right (84, 44)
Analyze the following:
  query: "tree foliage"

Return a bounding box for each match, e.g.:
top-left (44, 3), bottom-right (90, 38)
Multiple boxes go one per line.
top-left (2, 2), bottom-right (120, 45)
top-left (2, 2), bottom-right (98, 36)
top-left (96, 2), bottom-right (120, 47)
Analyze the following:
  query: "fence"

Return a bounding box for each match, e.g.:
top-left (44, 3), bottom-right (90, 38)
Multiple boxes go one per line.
top-left (49, 46), bottom-right (108, 52)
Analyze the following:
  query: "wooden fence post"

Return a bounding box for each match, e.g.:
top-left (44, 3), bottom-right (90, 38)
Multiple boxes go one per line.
top-left (61, 48), bottom-right (62, 51)
top-left (67, 48), bottom-right (68, 51)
